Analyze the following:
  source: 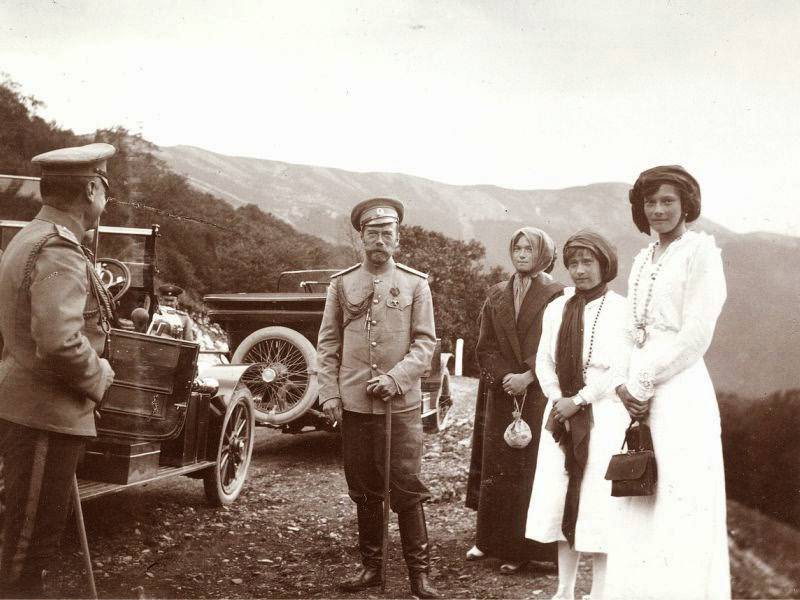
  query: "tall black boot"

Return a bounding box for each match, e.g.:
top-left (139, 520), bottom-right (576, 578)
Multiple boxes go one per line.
top-left (398, 503), bottom-right (440, 599)
top-left (338, 502), bottom-right (383, 592)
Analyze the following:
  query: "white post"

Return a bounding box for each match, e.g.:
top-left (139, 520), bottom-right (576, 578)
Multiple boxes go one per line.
top-left (455, 338), bottom-right (464, 376)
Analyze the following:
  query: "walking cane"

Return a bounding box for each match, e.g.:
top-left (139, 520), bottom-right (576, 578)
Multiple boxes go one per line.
top-left (381, 401), bottom-right (392, 593)
top-left (72, 475), bottom-right (98, 600)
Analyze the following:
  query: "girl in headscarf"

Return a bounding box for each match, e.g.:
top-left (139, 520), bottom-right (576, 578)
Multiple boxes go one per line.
top-left (465, 227), bottom-right (564, 573)
top-left (525, 231), bottom-right (630, 599)
top-left (604, 166), bottom-right (730, 600)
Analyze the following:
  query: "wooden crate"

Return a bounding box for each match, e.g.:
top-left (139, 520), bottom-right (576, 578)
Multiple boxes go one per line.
top-left (77, 439), bottom-right (161, 485)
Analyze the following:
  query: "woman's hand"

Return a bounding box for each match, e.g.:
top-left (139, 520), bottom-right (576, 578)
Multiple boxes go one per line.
top-left (502, 371), bottom-right (534, 397)
top-left (616, 384), bottom-right (650, 419)
top-left (553, 396), bottom-right (580, 422)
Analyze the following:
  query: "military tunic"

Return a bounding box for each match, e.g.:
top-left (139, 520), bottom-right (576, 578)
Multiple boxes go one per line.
top-left (151, 306), bottom-right (195, 341)
top-left (0, 206), bottom-right (113, 436)
top-left (0, 206), bottom-right (114, 593)
top-left (317, 259), bottom-right (436, 414)
top-left (316, 259), bottom-right (436, 512)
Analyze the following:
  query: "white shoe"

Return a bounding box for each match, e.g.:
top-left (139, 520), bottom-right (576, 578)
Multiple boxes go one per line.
top-left (465, 545), bottom-right (486, 561)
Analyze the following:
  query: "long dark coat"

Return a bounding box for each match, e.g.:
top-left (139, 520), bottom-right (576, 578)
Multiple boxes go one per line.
top-left (466, 273), bottom-right (564, 563)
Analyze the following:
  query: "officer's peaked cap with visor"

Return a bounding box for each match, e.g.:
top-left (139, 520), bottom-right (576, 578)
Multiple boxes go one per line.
top-left (350, 197), bottom-right (404, 231)
top-left (158, 283), bottom-right (185, 297)
top-left (32, 143), bottom-right (116, 190)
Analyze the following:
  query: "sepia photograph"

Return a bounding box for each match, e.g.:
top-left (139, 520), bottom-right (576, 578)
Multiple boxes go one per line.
top-left (0, 1), bottom-right (798, 598)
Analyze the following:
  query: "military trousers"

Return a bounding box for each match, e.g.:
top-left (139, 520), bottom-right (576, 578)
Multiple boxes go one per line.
top-left (341, 409), bottom-right (431, 513)
top-left (0, 419), bottom-right (86, 598)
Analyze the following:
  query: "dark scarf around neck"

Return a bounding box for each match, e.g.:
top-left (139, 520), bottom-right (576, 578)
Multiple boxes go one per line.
top-left (554, 282), bottom-right (607, 548)
top-left (555, 282), bottom-right (607, 396)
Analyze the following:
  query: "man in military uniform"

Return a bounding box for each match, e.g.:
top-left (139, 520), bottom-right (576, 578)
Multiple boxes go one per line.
top-left (0, 143), bottom-right (117, 598)
top-left (150, 283), bottom-right (195, 341)
top-left (317, 198), bottom-right (440, 598)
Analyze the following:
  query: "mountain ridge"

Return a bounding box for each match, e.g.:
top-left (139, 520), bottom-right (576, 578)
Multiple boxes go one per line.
top-left (156, 144), bottom-right (799, 399)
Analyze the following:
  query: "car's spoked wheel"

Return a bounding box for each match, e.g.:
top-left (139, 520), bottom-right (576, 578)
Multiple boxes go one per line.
top-left (203, 389), bottom-right (255, 506)
top-left (232, 326), bottom-right (319, 425)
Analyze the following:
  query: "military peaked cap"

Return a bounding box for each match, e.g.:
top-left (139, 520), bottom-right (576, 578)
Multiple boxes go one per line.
top-left (32, 143), bottom-right (116, 188)
top-left (350, 197), bottom-right (404, 231)
top-left (158, 283), bottom-right (185, 297)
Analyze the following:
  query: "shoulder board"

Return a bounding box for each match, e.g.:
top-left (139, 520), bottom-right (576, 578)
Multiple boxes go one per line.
top-left (396, 263), bottom-right (428, 278)
top-left (53, 224), bottom-right (80, 246)
top-left (330, 263), bottom-right (361, 278)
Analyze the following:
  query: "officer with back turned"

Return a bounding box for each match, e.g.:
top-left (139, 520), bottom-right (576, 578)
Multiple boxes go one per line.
top-left (0, 143), bottom-right (117, 598)
top-left (316, 198), bottom-right (440, 598)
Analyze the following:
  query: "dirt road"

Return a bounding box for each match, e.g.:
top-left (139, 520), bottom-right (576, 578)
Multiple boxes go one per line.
top-left (50, 378), bottom-right (799, 599)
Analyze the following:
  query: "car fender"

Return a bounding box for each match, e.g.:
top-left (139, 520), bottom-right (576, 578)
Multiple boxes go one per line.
top-left (196, 363), bottom-right (260, 415)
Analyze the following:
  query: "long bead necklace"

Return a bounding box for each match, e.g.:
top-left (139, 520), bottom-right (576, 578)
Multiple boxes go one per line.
top-left (631, 235), bottom-right (683, 348)
top-left (582, 292), bottom-right (607, 380)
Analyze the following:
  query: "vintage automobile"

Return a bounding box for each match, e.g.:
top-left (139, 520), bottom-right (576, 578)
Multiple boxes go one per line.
top-left (204, 268), bottom-right (453, 434)
top-left (0, 177), bottom-right (257, 509)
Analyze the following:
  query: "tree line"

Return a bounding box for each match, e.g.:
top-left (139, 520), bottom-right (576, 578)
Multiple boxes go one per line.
top-left (0, 76), bottom-right (505, 375)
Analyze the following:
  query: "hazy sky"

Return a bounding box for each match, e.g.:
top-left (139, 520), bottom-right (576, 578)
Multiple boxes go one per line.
top-left (2, 1), bottom-right (798, 236)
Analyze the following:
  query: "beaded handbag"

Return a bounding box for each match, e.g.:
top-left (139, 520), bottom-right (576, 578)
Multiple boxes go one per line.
top-left (604, 420), bottom-right (657, 496)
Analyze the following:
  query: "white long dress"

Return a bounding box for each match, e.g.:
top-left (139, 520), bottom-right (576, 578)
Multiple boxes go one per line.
top-left (525, 288), bottom-right (630, 553)
top-left (604, 231), bottom-right (731, 600)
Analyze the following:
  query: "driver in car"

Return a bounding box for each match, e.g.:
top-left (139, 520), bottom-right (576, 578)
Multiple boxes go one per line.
top-left (149, 283), bottom-right (195, 341)
top-left (0, 143), bottom-right (117, 598)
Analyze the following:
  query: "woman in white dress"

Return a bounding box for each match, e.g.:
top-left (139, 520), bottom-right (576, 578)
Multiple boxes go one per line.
top-left (605, 165), bottom-right (731, 600)
top-left (526, 231), bottom-right (630, 600)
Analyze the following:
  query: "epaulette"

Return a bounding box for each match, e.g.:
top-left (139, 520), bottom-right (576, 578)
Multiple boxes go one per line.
top-left (53, 224), bottom-right (80, 246)
top-left (396, 263), bottom-right (428, 278)
top-left (330, 263), bottom-right (361, 278)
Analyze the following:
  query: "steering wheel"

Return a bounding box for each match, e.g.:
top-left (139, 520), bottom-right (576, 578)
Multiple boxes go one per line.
top-left (95, 257), bottom-right (131, 303)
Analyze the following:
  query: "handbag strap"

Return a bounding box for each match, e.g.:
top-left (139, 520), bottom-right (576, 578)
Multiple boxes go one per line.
top-left (619, 418), bottom-right (654, 452)
top-left (512, 394), bottom-right (526, 417)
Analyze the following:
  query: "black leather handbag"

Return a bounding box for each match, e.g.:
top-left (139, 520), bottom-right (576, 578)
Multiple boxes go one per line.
top-left (604, 420), bottom-right (657, 497)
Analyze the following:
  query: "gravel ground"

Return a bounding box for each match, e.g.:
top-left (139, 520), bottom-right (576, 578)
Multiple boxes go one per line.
top-left (45, 377), bottom-right (799, 599)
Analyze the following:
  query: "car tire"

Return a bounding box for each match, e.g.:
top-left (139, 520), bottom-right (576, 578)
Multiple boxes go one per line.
top-left (203, 388), bottom-right (255, 506)
top-left (232, 326), bottom-right (319, 425)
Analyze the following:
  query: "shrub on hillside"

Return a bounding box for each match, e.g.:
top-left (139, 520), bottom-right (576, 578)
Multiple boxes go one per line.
top-left (395, 225), bottom-right (507, 377)
top-left (720, 390), bottom-right (800, 529)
